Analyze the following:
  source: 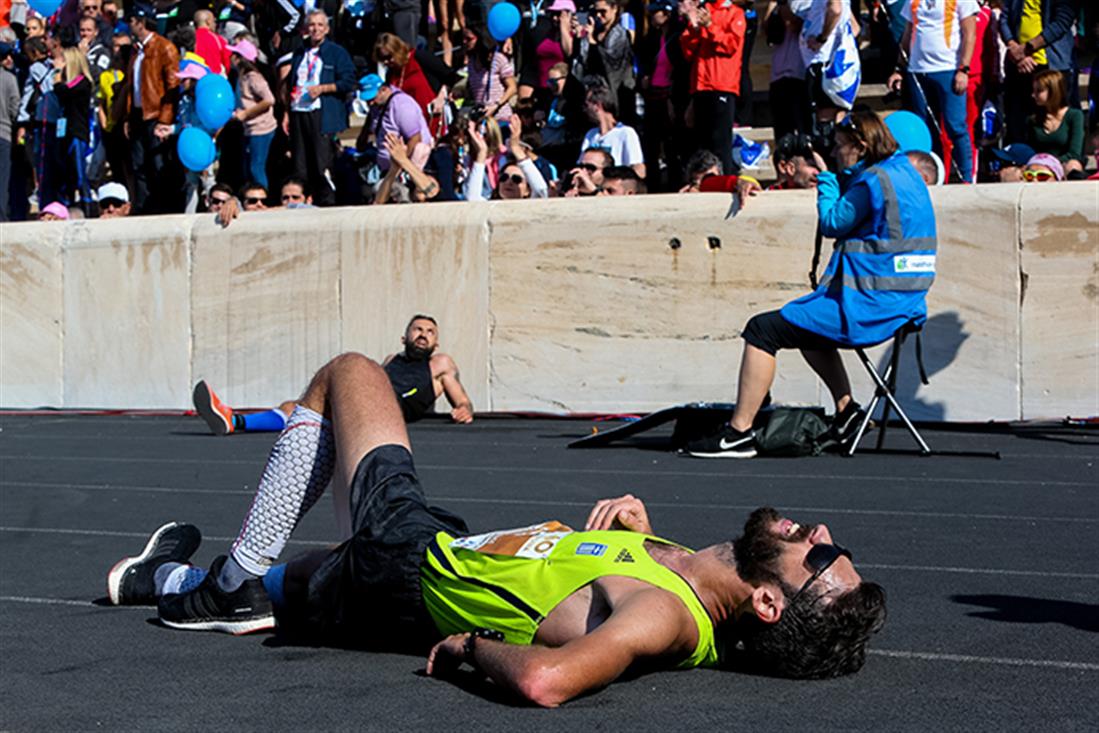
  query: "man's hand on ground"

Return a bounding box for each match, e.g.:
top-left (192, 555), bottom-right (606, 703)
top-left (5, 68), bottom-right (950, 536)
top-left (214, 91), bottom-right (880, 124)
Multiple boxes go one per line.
top-left (426, 632), bottom-right (470, 676)
top-left (450, 404), bottom-right (474, 424)
top-left (585, 494), bottom-right (653, 534)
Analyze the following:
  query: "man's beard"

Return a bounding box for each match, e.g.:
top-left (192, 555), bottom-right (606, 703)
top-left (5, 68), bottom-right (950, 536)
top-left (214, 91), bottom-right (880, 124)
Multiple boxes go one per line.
top-left (404, 342), bottom-right (436, 361)
top-left (731, 507), bottom-right (812, 587)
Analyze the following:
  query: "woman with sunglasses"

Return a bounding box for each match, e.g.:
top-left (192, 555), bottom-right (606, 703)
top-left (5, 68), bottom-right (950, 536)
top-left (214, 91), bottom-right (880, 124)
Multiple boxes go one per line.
top-left (686, 110), bottom-right (937, 458)
top-left (1021, 153), bottom-right (1064, 183)
top-left (463, 113), bottom-right (548, 201)
top-left (575, 0), bottom-right (636, 124)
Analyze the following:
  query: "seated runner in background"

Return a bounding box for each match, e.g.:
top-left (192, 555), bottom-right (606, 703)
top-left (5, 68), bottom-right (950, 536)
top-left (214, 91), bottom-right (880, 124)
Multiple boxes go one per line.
top-left (192, 314), bottom-right (473, 434)
top-left (107, 352), bottom-right (887, 706)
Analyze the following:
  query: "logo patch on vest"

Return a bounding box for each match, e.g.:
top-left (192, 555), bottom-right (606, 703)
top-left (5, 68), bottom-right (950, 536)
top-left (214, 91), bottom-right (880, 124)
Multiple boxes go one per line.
top-left (575, 542), bottom-right (607, 557)
top-left (893, 254), bottom-right (936, 273)
top-left (614, 549), bottom-right (635, 563)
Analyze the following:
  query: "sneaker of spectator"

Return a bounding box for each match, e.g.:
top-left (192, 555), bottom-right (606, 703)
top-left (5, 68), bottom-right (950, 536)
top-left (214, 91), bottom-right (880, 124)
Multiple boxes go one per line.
top-left (771, 132), bottom-right (828, 189)
top-left (579, 84), bottom-right (645, 178)
top-left (598, 165), bottom-right (646, 195)
top-left (989, 142), bottom-right (1036, 182)
top-left (1023, 153), bottom-right (1064, 182)
top-left (38, 201), bottom-right (70, 220)
top-left (97, 181), bottom-right (131, 217)
top-left (561, 147), bottom-right (613, 196)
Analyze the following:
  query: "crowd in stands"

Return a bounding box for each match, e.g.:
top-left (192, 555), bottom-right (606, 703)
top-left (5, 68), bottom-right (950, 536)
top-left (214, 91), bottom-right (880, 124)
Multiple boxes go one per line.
top-left (0, 0), bottom-right (1095, 222)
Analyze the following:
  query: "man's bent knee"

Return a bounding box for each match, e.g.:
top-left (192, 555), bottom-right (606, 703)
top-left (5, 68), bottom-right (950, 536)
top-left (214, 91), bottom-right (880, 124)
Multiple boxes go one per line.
top-left (300, 353), bottom-right (384, 413)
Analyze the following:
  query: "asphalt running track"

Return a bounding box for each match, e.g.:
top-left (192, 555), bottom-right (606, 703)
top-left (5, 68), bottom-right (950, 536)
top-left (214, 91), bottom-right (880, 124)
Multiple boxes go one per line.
top-left (1, 414), bottom-right (1096, 731)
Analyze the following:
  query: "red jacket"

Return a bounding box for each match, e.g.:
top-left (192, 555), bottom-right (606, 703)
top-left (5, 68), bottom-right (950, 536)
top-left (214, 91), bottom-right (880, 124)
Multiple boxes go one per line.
top-left (195, 27), bottom-right (230, 76)
top-left (680, 2), bottom-right (746, 95)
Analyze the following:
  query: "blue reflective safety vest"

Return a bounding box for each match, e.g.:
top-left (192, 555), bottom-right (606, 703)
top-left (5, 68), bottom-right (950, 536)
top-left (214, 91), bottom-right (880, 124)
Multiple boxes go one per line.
top-left (780, 154), bottom-right (937, 347)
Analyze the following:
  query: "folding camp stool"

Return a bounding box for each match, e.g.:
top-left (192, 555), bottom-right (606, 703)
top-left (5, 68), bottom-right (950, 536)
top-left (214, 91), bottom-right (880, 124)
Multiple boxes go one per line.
top-left (846, 320), bottom-right (932, 456)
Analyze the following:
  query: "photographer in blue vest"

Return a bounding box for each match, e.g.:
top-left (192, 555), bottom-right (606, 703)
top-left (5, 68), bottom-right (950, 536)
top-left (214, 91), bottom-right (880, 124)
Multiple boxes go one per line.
top-left (687, 110), bottom-right (937, 459)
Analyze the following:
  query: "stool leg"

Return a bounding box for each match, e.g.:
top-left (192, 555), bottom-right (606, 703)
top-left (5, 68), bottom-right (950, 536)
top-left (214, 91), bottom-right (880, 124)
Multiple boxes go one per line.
top-left (876, 337), bottom-right (903, 450)
top-left (878, 386), bottom-right (932, 455)
top-left (847, 350), bottom-right (882, 456)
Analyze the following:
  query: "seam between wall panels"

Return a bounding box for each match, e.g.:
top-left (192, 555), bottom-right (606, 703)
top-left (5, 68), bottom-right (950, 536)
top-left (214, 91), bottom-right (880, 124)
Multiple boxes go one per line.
top-left (1015, 185), bottom-right (1025, 421)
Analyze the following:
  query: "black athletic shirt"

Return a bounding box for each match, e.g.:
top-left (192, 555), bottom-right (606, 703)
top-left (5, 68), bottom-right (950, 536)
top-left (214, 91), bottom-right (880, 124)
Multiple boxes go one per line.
top-left (384, 354), bottom-right (436, 423)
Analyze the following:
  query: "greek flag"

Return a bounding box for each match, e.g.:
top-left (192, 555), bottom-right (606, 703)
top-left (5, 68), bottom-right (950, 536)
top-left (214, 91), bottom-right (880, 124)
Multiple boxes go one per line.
top-left (822, 21), bottom-right (861, 110)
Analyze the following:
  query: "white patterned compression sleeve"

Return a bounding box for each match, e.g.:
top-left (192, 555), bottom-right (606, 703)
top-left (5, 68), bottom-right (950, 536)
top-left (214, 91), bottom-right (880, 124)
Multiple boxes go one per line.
top-left (229, 406), bottom-right (336, 576)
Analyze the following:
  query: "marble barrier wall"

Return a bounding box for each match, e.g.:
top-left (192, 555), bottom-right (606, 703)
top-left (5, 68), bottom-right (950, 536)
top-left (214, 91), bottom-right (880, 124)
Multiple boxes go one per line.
top-left (1, 183), bottom-right (1096, 420)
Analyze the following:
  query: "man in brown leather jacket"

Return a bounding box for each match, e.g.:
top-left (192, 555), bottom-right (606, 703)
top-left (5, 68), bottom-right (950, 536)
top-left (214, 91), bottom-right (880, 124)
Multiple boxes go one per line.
top-left (124, 3), bottom-right (180, 214)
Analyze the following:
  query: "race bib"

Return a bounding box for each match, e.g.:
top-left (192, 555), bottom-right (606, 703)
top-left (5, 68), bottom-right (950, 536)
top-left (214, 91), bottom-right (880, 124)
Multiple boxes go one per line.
top-left (450, 521), bottom-right (574, 560)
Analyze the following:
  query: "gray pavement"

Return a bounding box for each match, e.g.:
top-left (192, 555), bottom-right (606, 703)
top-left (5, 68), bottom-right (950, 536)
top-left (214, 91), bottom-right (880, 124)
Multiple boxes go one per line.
top-left (1, 414), bottom-right (1096, 731)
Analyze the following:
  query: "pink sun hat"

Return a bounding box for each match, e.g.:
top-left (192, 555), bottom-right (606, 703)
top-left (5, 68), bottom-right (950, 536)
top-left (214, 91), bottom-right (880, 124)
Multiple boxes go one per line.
top-left (227, 39), bottom-right (258, 63)
top-left (547, 0), bottom-right (577, 12)
top-left (39, 202), bottom-right (70, 220)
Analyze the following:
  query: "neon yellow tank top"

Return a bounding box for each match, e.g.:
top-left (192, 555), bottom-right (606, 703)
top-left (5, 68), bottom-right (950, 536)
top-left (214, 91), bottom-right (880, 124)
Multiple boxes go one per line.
top-left (419, 522), bottom-right (720, 669)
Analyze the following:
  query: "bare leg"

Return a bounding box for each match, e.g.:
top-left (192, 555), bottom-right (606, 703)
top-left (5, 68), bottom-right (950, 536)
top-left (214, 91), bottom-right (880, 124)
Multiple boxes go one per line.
top-left (297, 352), bottom-right (410, 490)
top-left (730, 343), bottom-right (776, 432)
top-left (276, 400), bottom-right (298, 416)
top-left (799, 348), bottom-right (852, 412)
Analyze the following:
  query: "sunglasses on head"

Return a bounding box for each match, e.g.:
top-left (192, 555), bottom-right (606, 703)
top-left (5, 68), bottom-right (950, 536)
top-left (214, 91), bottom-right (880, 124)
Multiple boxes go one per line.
top-left (789, 543), bottom-right (852, 605)
top-left (1023, 169), bottom-right (1054, 182)
top-left (499, 173), bottom-right (525, 185)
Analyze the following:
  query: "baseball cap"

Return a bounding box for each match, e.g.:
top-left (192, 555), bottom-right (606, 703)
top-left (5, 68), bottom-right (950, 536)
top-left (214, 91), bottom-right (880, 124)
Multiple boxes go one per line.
top-left (40, 202), bottom-right (70, 220)
top-left (97, 181), bottom-right (130, 204)
top-left (227, 39), bottom-right (258, 63)
top-left (989, 143), bottom-right (1036, 168)
top-left (548, 0), bottom-right (577, 11)
top-left (176, 58), bottom-right (208, 80)
top-left (358, 73), bottom-right (384, 102)
top-left (129, 3), bottom-right (156, 20)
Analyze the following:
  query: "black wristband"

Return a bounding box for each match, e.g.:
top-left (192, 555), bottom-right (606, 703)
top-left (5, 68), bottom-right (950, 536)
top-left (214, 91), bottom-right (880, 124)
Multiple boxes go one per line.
top-left (463, 628), bottom-right (505, 663)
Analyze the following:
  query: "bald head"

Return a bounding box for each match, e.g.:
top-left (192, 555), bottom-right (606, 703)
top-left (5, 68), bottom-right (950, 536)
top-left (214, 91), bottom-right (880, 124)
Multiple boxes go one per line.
top-left (194, 9), bottom-right (215, 29)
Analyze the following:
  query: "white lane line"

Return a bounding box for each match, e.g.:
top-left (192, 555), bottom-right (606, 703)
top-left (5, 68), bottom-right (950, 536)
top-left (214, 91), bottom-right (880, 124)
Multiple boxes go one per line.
top-left (0, 526), bottom-right (329, 546)
top-left (3, 481), bottom-right (1098, 525)
top-left (869, 649), bottom-right (1099, 672)
top-left (1, 526), bottom-right (1095, 580)
top-left (0, 455), bottom-right (1093, 487)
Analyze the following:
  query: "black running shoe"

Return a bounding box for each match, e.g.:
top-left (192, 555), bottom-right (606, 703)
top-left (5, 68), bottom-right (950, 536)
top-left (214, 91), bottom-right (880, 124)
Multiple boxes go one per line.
top-left (832, 401), bottom-right (866, 445)
top-left (684, 424), bottom-right (758, 458)
top-left (107, 522), bottom-right (202, 606)
top-left (158, 555), bottom-right (274, 635)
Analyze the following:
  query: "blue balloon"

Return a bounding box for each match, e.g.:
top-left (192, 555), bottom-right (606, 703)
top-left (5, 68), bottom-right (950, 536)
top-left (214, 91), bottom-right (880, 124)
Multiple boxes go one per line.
top-left (195, 74), bottom-right (235, 132)
top-left (487, 2), bottom-right (520, 42)
top-left (28, 0), bottom-right (63, 17)
top-left (177, 127), bottom-right (216, 172)
top-left (885, 110), bottom-right (933, 153)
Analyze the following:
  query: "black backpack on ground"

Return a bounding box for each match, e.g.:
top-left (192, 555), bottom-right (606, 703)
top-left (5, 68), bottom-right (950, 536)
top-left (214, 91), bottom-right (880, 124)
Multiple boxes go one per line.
top-left (755, 407), bottom-right (833, 457)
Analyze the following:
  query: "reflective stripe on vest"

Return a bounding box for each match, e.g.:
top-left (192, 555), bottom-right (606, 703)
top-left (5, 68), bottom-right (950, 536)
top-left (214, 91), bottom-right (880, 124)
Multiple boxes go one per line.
top-left (818, 271), bottom-right (936, 291)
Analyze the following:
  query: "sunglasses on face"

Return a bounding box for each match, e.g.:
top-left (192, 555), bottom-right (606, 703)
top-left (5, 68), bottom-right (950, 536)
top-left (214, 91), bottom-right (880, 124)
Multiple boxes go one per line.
top-left (100, 198), bottom-right (125, 209)
top-left (579, 162), bottom-right (601, 173)
top-left (499, 173), bottom-right (525, 185)
top-left (244, 196), bottom-right (265, 205)
top-left (789, 543), bottom-right (852, 605)
top-left (209, 196), bottom-right (231, 205)
top-left (1023, 169), bottom-right (1054, 182)
top-left (547, 76), bottom-right (565, 85)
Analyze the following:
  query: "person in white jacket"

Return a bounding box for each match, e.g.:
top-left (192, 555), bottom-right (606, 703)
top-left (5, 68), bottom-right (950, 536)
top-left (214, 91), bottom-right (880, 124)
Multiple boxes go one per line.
top-left (463, 114), bottom-right (548, 201)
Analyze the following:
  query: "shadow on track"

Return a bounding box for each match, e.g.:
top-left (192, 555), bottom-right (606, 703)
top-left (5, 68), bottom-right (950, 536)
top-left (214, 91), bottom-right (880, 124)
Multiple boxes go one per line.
top-left (951, 594), bottom-right (1099, 633)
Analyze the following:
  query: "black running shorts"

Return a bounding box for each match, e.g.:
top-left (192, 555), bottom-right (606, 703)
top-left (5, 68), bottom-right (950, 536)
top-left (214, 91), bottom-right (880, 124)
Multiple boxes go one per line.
top-left (297, 444), bottom-right (469, 651)
top-left (742, 310), bottom-right (845, 356)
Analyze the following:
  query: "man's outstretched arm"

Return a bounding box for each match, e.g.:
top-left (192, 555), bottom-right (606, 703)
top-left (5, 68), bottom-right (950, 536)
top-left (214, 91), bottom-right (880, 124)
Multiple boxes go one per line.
top-left (433, 354), bottom-right (474, 424)
top-left (426, 590), bottom-right (691, 707)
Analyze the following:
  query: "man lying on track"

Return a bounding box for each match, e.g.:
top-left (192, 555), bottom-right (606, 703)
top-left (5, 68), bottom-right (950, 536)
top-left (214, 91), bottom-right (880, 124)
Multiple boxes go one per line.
top-left (106, 352), bottom-right (886, 706)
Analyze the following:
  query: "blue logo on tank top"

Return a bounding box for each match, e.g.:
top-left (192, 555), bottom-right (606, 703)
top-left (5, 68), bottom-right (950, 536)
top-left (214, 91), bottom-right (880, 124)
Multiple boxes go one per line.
top-left (575, 542), bottom-right (607, 556)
